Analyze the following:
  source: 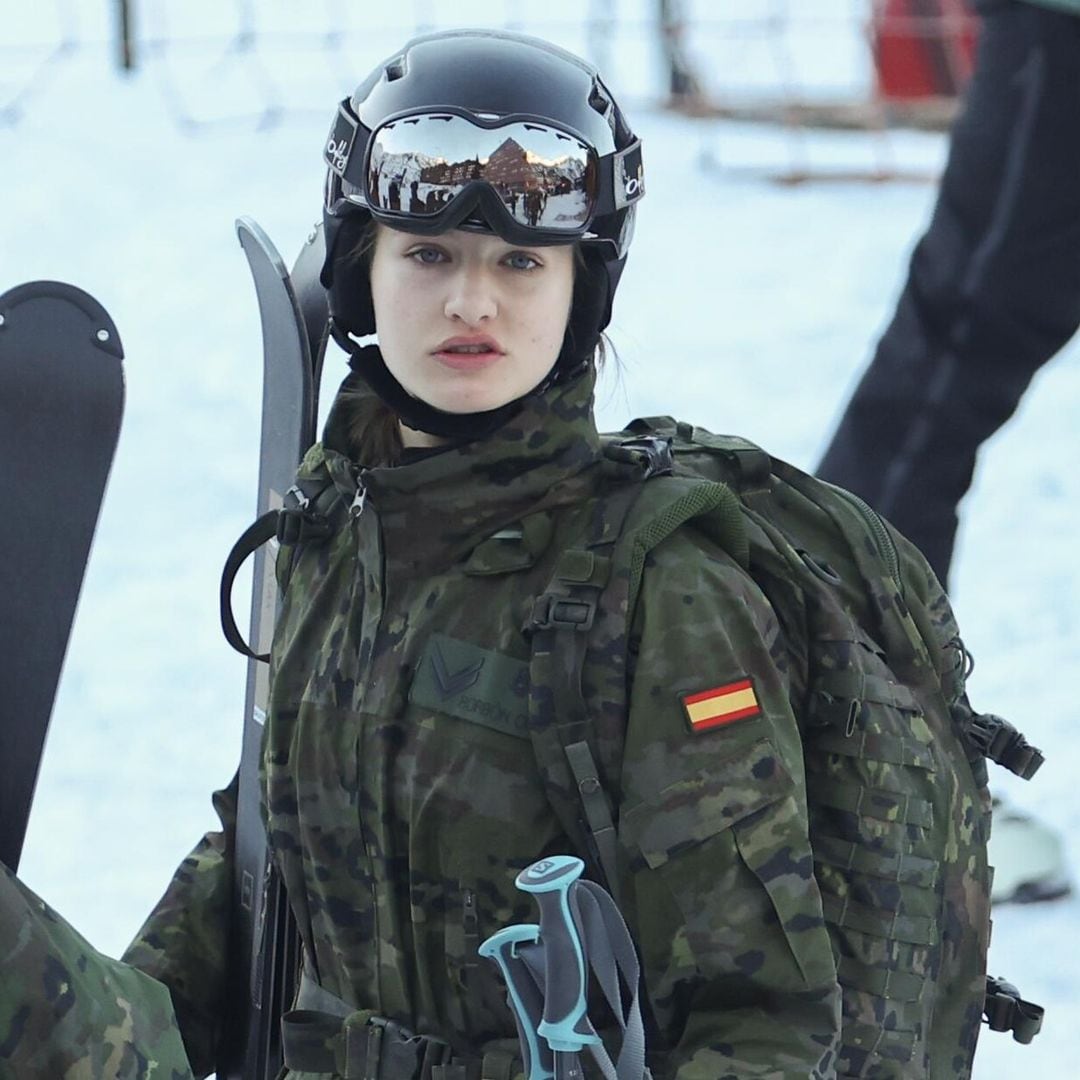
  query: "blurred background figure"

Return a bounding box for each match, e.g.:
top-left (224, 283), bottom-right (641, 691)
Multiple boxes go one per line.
top-left (817, 0), bottom-right (1080, 903)
top-left (817, 0), bottom-right (1080, 588)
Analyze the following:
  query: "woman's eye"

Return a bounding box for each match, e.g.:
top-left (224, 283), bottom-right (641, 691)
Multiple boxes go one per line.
top-left (409, 247), bottom-right (446, 265)
top-left (505, 251), bottom-right (541, 271)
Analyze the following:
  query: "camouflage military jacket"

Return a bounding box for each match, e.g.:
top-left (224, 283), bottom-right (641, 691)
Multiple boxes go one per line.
top-left (125, 368), bottom-right (841, 1078)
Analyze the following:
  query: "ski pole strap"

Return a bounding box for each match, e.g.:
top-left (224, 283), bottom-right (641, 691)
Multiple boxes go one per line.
top-left (983, 975), bottom-right (1044, 1044)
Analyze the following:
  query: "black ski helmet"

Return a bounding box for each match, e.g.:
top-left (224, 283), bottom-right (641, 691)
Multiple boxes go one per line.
top-left (319, 29), bottom-right (644, 436)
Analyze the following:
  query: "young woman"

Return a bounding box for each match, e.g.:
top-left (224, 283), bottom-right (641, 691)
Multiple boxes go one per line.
top-left (4, 28), bottom-right (995, 1080)
top-left (142, 28), bottom-right (840, 1078)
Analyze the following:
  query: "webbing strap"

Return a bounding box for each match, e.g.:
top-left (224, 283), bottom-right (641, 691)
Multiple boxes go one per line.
top-left (219, 478), bottom-right (341, 662)
top-left (283, 965), bottom-right (459, 1079)
top-left (527, 481), bottom-right (643, 901)
top-left (220, 510), bottom-right (280, 662)
top-left (836, 956), bottom-right (924, 1003)
top-left (814, 669), bottom-right (919, 711)
top-left (812, 833), bottom-right (939, 889)
top-left (821, 893), bottom-right (938, 947)
top-left (564, 740), bottom-right (620, 902)
top-left (806, 774), bottom-right (934, 829)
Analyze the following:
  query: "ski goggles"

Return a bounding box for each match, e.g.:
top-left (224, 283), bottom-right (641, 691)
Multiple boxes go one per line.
top-left (323, 102), bottom-right (644, 246)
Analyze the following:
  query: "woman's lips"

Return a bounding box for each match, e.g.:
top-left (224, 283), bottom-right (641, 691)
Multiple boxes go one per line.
top-left (432, 336), bottom-right (505, 371)
top-left (433, 348), bottom-right (504, 371)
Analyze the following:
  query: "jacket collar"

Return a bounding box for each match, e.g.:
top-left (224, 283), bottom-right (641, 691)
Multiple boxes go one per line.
top-left (321, 365), bottom-right (605, 574)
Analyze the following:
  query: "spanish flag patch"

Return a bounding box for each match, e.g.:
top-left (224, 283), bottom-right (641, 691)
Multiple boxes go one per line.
top-left (681, 678), bottom-right (762, 733)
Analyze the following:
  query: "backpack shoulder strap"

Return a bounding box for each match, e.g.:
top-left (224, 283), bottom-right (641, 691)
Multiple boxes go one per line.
top-left (526, 438), bottom-right (747, 899)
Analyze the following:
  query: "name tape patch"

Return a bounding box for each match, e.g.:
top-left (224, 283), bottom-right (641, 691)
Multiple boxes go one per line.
top-left (681, 678), bottom-right (761, 733)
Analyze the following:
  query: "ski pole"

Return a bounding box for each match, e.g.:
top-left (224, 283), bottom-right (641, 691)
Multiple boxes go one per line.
top-left (516, 856), bottom-right (599, 1079)
top-left (478, 925), bottom-right (555, 1080)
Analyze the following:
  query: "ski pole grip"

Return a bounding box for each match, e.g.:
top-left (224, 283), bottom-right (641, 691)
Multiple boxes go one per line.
top-left (478, 925), bottom-right (554, 1080)
top-left (516, 856), bottom-right (598, 1054)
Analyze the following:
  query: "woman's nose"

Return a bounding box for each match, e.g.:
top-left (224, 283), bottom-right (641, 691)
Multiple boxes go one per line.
top-left (443, 268), bottom-right (498, 325)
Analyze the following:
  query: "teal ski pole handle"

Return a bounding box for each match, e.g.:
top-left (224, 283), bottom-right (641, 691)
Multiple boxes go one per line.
top-left (516, 856), bottom-right (600, 1054)
top-left (478, 925), bottom-right (555, 1080)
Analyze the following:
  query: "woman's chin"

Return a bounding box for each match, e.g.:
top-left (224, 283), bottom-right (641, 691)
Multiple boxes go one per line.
top-left (421, 390), bottom-right (514, 416)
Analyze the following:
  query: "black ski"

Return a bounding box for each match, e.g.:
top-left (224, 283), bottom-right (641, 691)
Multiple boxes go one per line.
top-left (218, 218), bottom-right (329, 1080)
top-left (0, 282), bottom-right (124, 873)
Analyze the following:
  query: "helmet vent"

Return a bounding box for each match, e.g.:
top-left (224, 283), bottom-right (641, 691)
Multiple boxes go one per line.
top-left (385, 56), bottom-right (406, 82)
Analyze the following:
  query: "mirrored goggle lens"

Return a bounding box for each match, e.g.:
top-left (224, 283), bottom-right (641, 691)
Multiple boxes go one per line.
top-left (365, 114), bottom-right (598, 232)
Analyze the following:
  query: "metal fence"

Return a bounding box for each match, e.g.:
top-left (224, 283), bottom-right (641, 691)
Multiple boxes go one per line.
top-left (3, 1), bottom-right (973, 179)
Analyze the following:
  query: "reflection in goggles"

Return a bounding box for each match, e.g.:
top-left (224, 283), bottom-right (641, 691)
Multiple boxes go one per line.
top-left (366, 114), bottom-right (597, 231)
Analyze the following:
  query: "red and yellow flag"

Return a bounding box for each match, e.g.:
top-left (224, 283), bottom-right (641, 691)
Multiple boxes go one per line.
top-left (681, 679), bottom-right (761, 733)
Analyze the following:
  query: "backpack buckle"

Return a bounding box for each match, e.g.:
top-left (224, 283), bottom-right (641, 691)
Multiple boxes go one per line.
top-left (530, 593), bottom-right (596, 632)
top-left (984, 975), bottom-right (1044, 1044)
top-left (605, 435), bottom-right (674, 478)
top-left (276, 507), bottom-right (333, 546)
top-left (965, 712), bottom-right (1044, 780)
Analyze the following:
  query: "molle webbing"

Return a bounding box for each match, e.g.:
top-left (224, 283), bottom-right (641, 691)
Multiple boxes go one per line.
top-left (281, 964), bottom-right (520, 1079)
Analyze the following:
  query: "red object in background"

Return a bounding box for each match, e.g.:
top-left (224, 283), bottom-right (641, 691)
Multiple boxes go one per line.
top-left (873, 0), bottom-right (978, 99)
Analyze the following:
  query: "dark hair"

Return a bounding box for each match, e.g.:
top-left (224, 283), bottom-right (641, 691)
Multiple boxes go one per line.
top-left (337, 221), bottom-right (610, 465)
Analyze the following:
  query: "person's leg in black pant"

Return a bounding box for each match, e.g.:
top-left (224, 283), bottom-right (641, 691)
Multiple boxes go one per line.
top-left (817, 2), bottom-right (1080, 588)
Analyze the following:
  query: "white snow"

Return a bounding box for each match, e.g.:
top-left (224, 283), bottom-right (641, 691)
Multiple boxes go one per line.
top-left (3, 5), bottom-right (1078, 1076)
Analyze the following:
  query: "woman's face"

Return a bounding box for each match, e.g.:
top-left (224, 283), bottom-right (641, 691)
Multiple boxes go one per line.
top-left (369, 225), bottom-right (575, 438)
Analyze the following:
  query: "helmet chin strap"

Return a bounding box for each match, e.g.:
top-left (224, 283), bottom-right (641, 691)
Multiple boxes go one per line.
top-left (329, 320), bottom-right (576, 442)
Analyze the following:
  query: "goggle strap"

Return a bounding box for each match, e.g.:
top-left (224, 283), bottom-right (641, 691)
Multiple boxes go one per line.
top-left (612, 139), bottom-right (645, 211)
top-left (591, 139), bottom-right (645, 218)
top-left (324, 100), bottom-right (373, 189)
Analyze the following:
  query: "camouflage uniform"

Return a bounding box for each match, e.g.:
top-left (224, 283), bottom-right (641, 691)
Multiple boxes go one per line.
top-left (4, 368), bottom-right (842, 1077)
top-left (125, 366), bottom-right (841, 1077)
top-left (0, 862), bottom-right (193, 1079)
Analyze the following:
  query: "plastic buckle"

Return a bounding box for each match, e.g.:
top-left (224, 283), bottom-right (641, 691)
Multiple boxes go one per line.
top-left (530, 593), bottom-right (596, 632)
top-left (605, 434), bottom-right (674, 478)
top-left (984, 976), bottom-right (1045, 1044)
top-left (276, 508), bottom-right (332, 546)
top-left (967, 713), bottom-right (1044, 780)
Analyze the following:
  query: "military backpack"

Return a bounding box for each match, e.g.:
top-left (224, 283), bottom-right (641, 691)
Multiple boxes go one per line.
top-left (519, 416), bottom-right (1044, 1078)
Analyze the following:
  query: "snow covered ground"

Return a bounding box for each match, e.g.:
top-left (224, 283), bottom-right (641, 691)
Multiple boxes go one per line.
top-left (4, 4), bottom-right (1079, 1076)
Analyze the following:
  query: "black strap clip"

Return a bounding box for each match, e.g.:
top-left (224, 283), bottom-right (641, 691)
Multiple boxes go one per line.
top-left (276, 482), bottom-right (336, 545)
top-left (965, 712), bottom-right (1044, 780)
top-left (604, 434), bottom-right (674, 479)
top-left (530, 593), bottom-right (597, 633)
top-left (984, 975), bottom-right (1044, 1044)
top-left (276, 506), bottom-right (332, 545)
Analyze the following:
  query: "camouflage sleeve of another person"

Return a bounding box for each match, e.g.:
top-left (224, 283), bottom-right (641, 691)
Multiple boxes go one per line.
top-left (120, 773), bottom-right (237, 1078)
top-left (618, 527), bottom-right (841, 1079)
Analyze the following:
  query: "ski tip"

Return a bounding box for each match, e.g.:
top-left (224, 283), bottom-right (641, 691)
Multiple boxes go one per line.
top-left (0, 280), bottom-right (123, 360)
top-left (235, 217), bottom-right (290, 279)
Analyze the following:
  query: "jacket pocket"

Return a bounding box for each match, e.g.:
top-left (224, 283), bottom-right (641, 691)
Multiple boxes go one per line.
top-left (621, 737), bottom-right (835, 991)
